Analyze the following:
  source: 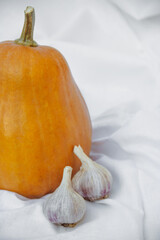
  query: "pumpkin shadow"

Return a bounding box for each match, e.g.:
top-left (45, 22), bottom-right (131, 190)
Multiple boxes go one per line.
top-left (92, 125), bottom-right (121, 140)
top-left (92, 139), bottom-right (132, 161)
top-left (91, 138), bottom-right (133, 198)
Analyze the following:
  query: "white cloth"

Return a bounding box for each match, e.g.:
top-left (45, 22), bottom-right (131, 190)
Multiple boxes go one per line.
top-left (0, 0), bottom-right (160, 239)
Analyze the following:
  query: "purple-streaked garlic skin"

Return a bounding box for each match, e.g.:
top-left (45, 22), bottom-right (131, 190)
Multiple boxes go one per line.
top-left (43, 166), bottom-right (86, 227)
top-left (72, 145), bottom-right (112, 201)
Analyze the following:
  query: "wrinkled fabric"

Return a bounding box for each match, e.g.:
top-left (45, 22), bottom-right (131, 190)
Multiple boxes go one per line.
top-left (0, 0), bottom-right (160, 239)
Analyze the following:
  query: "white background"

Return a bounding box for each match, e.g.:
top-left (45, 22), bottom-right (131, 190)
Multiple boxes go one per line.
top-left (0, 0), bottom-right (160, 239)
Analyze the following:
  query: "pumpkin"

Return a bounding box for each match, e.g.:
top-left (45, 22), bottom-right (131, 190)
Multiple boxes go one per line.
top-left (0, 6), bottom-right (92, 198)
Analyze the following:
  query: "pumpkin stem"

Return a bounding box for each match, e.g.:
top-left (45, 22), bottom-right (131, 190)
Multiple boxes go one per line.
top-left (14, 6), bottom-right (38, 47)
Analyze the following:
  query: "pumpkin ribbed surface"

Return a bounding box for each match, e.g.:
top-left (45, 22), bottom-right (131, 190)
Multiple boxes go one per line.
top-left (0, 41), bottom-right (92, 198)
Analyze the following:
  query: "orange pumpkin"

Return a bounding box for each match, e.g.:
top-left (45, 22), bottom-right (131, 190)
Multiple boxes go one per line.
top-left (0, 6), bottom-right (92, 198)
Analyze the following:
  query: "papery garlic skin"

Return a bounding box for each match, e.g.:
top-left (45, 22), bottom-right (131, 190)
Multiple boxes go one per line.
top-left (43, 166), bottom-right (86, 227)
top-left (72, 145), bottom-right (112, 201)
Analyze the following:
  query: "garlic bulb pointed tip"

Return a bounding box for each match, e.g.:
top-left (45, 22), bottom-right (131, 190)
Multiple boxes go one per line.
top-left (64, 166), bottom-right (72, 171)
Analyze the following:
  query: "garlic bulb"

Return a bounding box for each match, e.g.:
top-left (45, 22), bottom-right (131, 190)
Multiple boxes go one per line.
top-left (43, 166), bottom-right (86, 227)
top-left (72, 145), bottom-right (112, 201)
